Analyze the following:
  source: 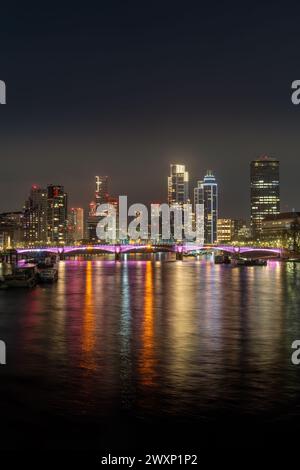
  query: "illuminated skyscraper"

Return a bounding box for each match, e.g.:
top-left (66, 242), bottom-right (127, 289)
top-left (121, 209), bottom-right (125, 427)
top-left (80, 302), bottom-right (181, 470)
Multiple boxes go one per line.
top-left (68, 208), bottom-right (84, 242)
top-left (168, 164), bottom-right (189, 205)
top-left (194, 171), bottom-right (218, 244)
top-left (87, 201), bottom-right (98, 242)
top-left (47, 185), bottom-right (68, 244)
top-left (24, 185), bottom-right (48, 245)
top-left (250, 156), bottom-right (280, 238)
top-left (95, 176), bottom-right (109, 205)
top-left (167, 164), bottom-right (190, 240)
top-left (88, 176), bottom-right (114, 241)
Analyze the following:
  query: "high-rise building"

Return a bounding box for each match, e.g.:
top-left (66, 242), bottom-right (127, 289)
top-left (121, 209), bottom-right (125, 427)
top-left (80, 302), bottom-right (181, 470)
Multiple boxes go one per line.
top-left (107, 196), bottom-right (119, 242)
top-left (250, 156), bottom-right (280, 238)
top-left (168, 164), bottom-right (189, 206)
top-left (194, 171), bottom-right (218, 244)
top-left (95, 176), bottom-right (109, 205)
top-left (47, 185), bottom-right (68, 244)
top-left (24, 185), bottom-right (48, 245)
top-left (167, 164), bottom-right (190, 241)
top-left (68, 208), bottom-right (84, 242)
top-left (88, 176), bottom-right (113, 241)
top-left (87, 201), bottom-right (99, 242)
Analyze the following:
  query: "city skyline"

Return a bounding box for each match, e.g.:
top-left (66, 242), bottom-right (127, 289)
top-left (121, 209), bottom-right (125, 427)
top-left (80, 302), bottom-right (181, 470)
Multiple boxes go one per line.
top-left (3, 155), bottom-right (300, 249)
top-left (0, 155), bottom-right (295, 220)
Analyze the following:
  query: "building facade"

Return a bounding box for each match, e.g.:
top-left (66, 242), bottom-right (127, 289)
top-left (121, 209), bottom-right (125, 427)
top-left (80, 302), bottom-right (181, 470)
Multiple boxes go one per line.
top-left (95, 176), bottom-right (109, 205)
top-left (262, 212), bottom-right (300, 242)
top-left (68, 208), bottom-right (84, 242)
top-left (217, 218), bottom-right (246, 243)
top-left (47, 185), bottom-right (68, 244)
top-left (237, 224), bottom-right (252, 241)
top-left (217, 218), bottom-right (234, 243)
top-left (168, 164), bottom-right (189, 206)
top-left (194, 171), bottom-right (218, 244)
top-left (250, 156), bottom-right (280, 239)
top-left (167, 164), bottom-right (190, 241)
top-left (24, 185), bottom-right (48, 245)
top-left (88, 176), bottom-right (117, 242)
top-left (0, 211), bottom-right (24, 249)
top-left (87, 201), bottom-right (99, 242)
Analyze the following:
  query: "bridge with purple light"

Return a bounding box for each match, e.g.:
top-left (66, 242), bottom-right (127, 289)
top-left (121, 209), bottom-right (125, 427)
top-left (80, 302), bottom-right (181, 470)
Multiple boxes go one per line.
top-left (16, 244), bottom-right (283, 260)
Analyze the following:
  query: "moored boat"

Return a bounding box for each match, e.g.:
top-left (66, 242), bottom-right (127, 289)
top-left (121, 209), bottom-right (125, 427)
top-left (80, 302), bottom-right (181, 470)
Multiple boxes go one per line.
top-left (237, 258), bottom-right (267, 266)
top-left (37, 257), bottom-right (58, 283)
top-left (1, 264), bottom-right (37, 288)
top-left (215, 254), bottom-right (231, 264)
top-left (254, 259), bottom-right (268, 266)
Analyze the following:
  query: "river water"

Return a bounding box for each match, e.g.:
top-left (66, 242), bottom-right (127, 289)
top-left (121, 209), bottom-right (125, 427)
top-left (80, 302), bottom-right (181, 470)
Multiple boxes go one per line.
top-left (1, 254), bottom-right (300, 450)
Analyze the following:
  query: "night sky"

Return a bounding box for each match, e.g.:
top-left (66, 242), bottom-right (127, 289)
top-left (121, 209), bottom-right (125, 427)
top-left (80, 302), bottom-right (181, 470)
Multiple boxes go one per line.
top-left (0, 1), bottom-right (300, 218)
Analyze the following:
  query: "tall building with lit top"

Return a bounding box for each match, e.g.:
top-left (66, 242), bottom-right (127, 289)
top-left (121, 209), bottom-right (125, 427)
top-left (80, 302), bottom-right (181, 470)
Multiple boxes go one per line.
top-left (250, 156), bottom-right (280, 238)
top-left (95, 176), bottom-right (109, 205)
top-left (24, 185), bottom-right (48, 245)
top-left (168, 164), bottom-right (189, 206)
top-left (47, 185), bottom-right (68, 244)
top-left (194, 171), bottom-right (218, 244)
top-left (167, 164), bottom-right (190, 240)
top-left (88, 176), bottom-right (115, 241)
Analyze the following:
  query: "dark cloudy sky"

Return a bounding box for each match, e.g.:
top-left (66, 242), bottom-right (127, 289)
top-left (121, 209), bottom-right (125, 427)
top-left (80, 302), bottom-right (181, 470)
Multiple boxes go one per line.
top-left (0, 1), bottom-right (300, 218)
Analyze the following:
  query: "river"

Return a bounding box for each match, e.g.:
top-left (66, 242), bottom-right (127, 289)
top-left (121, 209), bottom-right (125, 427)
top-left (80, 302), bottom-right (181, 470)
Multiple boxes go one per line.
top-left (1, 254), bottom-right (300, 450)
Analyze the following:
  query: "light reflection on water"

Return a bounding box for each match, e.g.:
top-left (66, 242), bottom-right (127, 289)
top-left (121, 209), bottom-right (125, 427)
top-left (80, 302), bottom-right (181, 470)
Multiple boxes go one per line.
top-left (1, 254), bottom-right (300, 446)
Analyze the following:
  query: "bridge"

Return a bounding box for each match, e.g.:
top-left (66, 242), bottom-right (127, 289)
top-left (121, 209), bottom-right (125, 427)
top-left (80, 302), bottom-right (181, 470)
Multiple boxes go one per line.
top-left (15, 244), bottom-right (283, 261)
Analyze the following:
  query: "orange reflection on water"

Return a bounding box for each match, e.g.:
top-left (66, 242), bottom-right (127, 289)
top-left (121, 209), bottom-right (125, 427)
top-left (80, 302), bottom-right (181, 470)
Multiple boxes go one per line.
top-left (140, 261), bottom-right (155, 386)
top-left (81, 260), bottom-right (96, 370)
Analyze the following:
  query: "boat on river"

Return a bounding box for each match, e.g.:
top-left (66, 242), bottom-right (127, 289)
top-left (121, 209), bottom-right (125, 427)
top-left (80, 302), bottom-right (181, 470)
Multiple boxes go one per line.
top-left (215, 254), bottom-right (231, 264)
top-left (0, 264), bottom-right (37, 288)
top-left (37, 256), bottom-right (58, 283)
top-left (236, 258), bottom-right (267, 267)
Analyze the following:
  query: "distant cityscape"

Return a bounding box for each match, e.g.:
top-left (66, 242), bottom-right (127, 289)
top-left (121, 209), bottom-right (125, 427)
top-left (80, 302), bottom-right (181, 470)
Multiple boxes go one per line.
top-left (0, 155), bottom-right (299, 251)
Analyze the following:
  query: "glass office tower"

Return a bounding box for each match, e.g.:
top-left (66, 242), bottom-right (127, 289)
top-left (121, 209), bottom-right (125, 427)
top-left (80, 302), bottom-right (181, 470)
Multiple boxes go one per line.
top-left (168, 164), bottom-right (189, 206)
top-left (194, 171), bottom-right (218, 244)
top-left (250, 156), bottom-right (280, 239)
top-left (47, 185), bottom-right (68, 244)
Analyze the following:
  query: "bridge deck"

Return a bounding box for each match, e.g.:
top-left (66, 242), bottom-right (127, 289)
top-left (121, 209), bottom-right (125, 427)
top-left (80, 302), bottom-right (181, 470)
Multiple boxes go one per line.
top-left (16, 245), bottom-right (282, 256)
